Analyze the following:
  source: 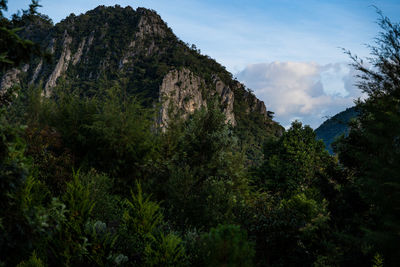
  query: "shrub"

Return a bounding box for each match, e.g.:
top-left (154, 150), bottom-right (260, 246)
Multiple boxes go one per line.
top-left (197, 224), bottom-right (254, 267)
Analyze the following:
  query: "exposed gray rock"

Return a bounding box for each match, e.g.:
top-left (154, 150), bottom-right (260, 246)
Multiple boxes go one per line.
top-left (243, 89), bottom-right (269, 118)
top-left (159, 68), bottom-right (207, 128)
top-left (72, 37), bottom-right (86, 65)
top-left (119, 40), bottom-right (135, 69)
top-left (0, 64), bottom-right (29, 95)
top-left (44, 31), bottom-right (73, 95)
top-left (1, 68), bottom-right (21, 91)
top-left (48, 38), bottom-right (56, 54)
top-left (213, 76), bottom-right (236, 126)
top-left (159, 69), bottom-right (238, 129)
top-left (29, 59), bottom-right (43, 85)
top-left (22, 64), bottom-right (29, 72)
top-left (85, 31), bottom-right (95, 56)
top-left (136, 9), bottom-right (166, 39)
top-left (118, 11), bottom-right (164, 69)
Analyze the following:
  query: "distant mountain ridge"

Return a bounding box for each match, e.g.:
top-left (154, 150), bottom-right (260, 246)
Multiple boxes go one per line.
top-left (1, 5), bottom-right (283, 162)
top-left (315, 107), bottom-right (359, 153)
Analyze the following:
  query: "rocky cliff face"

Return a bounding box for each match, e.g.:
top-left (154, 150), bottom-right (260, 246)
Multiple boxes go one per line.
top-left (159, 68), bottom-right (207, 128)
top-left (214, 75), bottom-right (236, 125)
top-left (1, 5), bottom-right (282, 141)
top-left (159, 68), bottom-right (236, 128)
top-left (44, 31), bottom-right (72, 95)
top-left (1, 68), bottom-right (22, 91)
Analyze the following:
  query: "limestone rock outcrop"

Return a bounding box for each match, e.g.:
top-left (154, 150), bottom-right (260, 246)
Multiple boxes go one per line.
top-left (159, 69), bottom-right (238, 128)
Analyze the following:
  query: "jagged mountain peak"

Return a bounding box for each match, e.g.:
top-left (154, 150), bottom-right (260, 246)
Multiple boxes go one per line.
top-left (60, 5), bottom-right (167, 34)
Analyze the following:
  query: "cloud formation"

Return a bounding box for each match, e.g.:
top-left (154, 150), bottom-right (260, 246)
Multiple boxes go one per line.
top-left (236, 61), bottom-right (363, 128)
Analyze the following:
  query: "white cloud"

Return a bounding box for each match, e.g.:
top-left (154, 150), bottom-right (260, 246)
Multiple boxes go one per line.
top-left (236, 61), bottom-right (363, 128)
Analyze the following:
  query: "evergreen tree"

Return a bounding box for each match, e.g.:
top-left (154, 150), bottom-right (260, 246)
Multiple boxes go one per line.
top-left (337, 11), bottom-right (400, 266)
top-left (256, 121), bottom-right (332, 196)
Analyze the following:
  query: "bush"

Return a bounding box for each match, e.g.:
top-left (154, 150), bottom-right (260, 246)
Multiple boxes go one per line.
top-left (16, 251), bottom-right (45, 267)
top-left (144, 233), bottom-right (187, 266)
top-left (118, 183), bottom-right (186, 266)
top-left (197, 224), bottom-right (254, 267)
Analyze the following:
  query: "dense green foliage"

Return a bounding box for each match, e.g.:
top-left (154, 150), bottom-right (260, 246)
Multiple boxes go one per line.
top-left (1, 2), bottom-right (399, 266)
top-left (334, 11), bottom-right (400, 266)
top-left (315, 106), bottom-right (359, 153)
top-left (196, 224), bottom-right (255, 267)
top-left (156, 101), bottom-right (250, 230)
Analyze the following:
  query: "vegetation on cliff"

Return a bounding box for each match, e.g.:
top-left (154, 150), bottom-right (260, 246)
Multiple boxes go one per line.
top-left (0, 1), bottom-right (399, 266)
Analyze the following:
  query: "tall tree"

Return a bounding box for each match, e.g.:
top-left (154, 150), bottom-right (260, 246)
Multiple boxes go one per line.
top-left (160, 101), bottom-right (249, 230)
top-left (255, 121), bottom-right (332, 196)
top-left (337, 11), bottom-right (400, 266)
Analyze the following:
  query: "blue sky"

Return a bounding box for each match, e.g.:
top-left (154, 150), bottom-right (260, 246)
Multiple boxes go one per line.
top-left (6, 0), bottom-right (400, 128)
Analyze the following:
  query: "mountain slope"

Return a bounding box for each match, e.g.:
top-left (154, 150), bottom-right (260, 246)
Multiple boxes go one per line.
top-left (1, 5), bottom-right (283, 163)
top-left (315, 106), bottom-right (358, 153)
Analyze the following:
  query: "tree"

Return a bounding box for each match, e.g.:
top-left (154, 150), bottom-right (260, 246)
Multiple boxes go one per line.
top-left (35, 82), bottom-right (156, 194)
top-left (196, 224), bottom-right (255, 267)
top-left (0, 0), bottom-right (45, 71)
top-left (248, 121), bottom-right (365, 266)
top-left (336, 11), bottom-right (400, 266)
top-left (0, 106), bottom-right (34, 266)
top-left (255, 121), bottom-right (332, 196)
top-left (159, 101), bottom-right (250, 230)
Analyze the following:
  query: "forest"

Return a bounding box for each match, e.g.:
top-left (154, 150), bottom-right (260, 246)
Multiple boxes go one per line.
top-left (1, 1), bottom-right (399, 266)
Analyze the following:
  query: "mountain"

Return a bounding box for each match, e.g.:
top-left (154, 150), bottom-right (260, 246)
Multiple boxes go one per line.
top-left (315, 106), bottom-right (358, 153)
top-left (1, 5), bottom-right (283, 163)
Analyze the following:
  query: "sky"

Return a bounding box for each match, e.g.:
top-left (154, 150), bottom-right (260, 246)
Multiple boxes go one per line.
top-left (6, 0), bottom-right (400, 128)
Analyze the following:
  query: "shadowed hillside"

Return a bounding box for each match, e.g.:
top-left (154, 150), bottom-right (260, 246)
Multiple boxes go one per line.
top-left (315, 106), bottom-right (358, 153)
